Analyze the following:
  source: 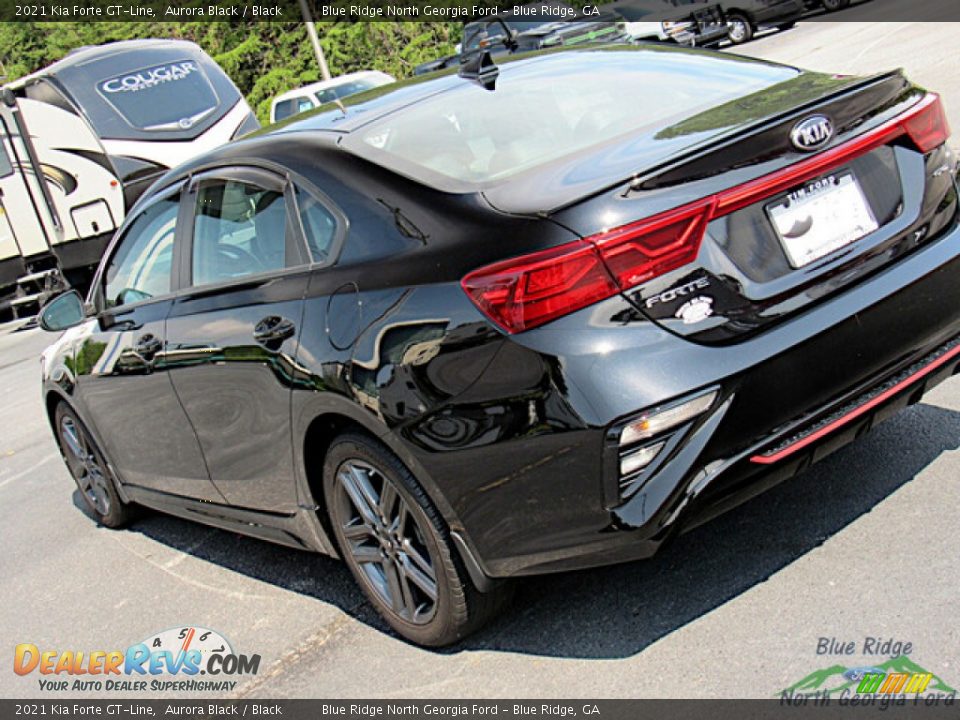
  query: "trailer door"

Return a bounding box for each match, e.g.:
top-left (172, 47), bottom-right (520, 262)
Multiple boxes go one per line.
top-left (0, 104), bottom-right (56, 260)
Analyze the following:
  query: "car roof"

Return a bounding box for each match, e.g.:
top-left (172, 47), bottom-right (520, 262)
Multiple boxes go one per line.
top-left (271, 71), bottom-right (394, 107)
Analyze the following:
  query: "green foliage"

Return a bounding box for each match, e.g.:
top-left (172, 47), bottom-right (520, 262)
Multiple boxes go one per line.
top-left (0, 21), bottom-right (458, 124)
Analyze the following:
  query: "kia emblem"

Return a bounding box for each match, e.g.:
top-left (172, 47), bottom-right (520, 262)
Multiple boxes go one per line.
top-left (790, 115), bottom-right (834, 152)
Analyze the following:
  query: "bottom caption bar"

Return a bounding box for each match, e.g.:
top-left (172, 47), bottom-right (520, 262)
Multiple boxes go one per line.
top-left (3, 699), bottom-right (959, 720)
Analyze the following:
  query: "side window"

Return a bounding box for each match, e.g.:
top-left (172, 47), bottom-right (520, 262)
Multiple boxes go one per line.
top-left (295, 187), bottom-right (337, 263)
top-left (273, 100), bottom-right (296, 122)
top-left (191, 179), bottom-right (290, 287)
top-left (0, 138), bottom-right (12, 178)
top-left (103, 194), bottom-right (179, 309)
top-left (297, 97), bottom-right (315, 113)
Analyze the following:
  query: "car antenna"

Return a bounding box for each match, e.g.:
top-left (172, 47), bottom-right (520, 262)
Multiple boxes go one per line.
top-left (333, 97), bottom-right (348, 117)
top-left (459, 50), bottom-right (499, 91)
top-left (458, 17), bottom-right (517, 91)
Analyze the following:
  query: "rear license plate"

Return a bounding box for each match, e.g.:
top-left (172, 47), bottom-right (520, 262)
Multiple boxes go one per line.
top-left (767, 172), bottom-right (878, 268)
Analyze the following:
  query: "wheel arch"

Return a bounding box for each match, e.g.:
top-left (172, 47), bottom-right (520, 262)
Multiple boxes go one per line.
top-left (295, 401), bottom-right (496, 586)
top-left (44, 388), bottom-right (67, 430)
top-left (43, 385), bottom-right (132, 503)
top-left (725, 8), bottom-right (756, 23)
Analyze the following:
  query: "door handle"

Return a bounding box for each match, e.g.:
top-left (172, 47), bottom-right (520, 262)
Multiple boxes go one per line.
top-left (134, 333), bottom-right (163, 360)
top-left (253, 316), bottom-right (296, 348)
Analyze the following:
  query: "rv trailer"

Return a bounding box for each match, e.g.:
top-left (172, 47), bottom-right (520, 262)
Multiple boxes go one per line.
top-left (0, 39), bottom-right (259, 319)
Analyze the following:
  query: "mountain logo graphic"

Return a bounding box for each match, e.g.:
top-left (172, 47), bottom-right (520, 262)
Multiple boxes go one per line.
top-left (781, 656), bottom-right (956, 697)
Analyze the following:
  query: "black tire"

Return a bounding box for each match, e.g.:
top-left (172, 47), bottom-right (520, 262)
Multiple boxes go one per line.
top-left (54, 402), bottom-right (134, 528)
top-left (726, 13), bottom-right (755, 44)
top-left (323, 432), bottom-right (510, 646)
top-left (821, 0), bottom-right (850, 10)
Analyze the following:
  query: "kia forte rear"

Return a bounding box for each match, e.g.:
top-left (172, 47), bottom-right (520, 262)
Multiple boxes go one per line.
top-left (41, 44), bottom-right (960, 646)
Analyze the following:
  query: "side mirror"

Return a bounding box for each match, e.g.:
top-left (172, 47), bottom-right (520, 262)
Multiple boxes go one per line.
top-left (38, 290), bottom-right (86, 332)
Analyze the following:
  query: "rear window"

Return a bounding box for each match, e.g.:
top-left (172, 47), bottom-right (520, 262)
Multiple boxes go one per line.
top-left (0, 139), bottom-right (12, 177)
top-left (351, 50), bottom-right (796, 186)
top-left (315, 77), bottom-right (391, 105)
top-left (274, 97), bottom-right (314, 121)
top-left (96, 60), bottom-right (219, 131)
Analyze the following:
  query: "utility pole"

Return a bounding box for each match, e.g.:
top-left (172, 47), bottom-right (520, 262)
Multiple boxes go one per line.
top-left (298, 0), bottom-right (332, 81)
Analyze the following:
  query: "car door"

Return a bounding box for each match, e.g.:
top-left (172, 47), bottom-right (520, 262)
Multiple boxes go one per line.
top-left (163, 167), bottom-right (313, 513)
top-left (73, 184), bottom-right (224, 502)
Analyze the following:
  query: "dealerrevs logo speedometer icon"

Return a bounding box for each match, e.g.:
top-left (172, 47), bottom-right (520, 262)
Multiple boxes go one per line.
top-left (790, 115), bottom-right (834, 151)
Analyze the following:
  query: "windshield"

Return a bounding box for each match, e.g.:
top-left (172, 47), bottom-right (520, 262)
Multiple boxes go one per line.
top-left (316, 76), bottom-right (392, 105)
top-left (463, 19), bottom-right (563, 51)
top-left (353, 50), bottom-right (796, 186)
top-left (96, 59), bottom-right (220, 131)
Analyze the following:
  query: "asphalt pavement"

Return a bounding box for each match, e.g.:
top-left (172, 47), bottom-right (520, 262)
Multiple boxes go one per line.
top-left (1, 20), bottom-right (958, 700)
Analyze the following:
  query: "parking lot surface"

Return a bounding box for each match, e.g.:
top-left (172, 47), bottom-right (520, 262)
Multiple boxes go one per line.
top-left (2, 20), bottom-right (959, 699)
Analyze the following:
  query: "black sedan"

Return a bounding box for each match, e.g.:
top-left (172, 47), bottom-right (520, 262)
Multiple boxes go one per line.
top-left (39, 43), bottom-right (959, 646)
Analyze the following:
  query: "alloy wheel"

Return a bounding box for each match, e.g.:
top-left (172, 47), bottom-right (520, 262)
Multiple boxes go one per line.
top-left (728, 19), bottom-right (749, 43)
top-left (333, 460), bottom-right (439, 625)
top-left (60, 416), bottom-right (112, 517)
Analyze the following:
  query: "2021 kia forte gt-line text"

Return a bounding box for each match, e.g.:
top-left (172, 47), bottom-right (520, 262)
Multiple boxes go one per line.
top-left (39, 44), bottom-right (959, 645)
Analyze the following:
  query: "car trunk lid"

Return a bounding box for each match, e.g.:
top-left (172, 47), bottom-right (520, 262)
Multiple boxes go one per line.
top-left (538, 71), bottom-right (956, 344)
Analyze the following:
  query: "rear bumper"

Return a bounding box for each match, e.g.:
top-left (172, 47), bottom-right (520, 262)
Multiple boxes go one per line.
top-left (651, 331), bottom-right (960, 538)
top-left (419, 214), bottom-right (960, 578)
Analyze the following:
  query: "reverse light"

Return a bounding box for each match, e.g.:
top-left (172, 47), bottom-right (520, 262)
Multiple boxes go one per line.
top-left (620, 391), bottom-right (717, 446)
top-left (620, 441), bottom-right (665, 476)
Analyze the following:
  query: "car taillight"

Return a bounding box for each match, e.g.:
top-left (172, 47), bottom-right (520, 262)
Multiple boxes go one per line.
top-left (463, 94), bottom-right (950, 334)
top-left (902, 94), bottom-right (950, 153)
top-left (462, 201), bottom-right (712, 334)
top-left (590, 200), bottom-right (715, 289)
top-left (461, 241), bottom-right (618, 334)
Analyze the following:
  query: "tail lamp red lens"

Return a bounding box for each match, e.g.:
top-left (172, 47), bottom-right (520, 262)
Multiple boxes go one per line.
top-left (461, 241), bottom-right (619, 334)
top-left (593, 200), bottom-right (716, 289)
top-left (902, 93), bottom-right (950, 153)
top-left (462, 94), bottom-right (950, 334)
top-left (462, 201), bottom-right (714, 334)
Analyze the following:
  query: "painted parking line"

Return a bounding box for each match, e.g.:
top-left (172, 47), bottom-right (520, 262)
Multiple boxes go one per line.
top-left (0, 453), bottom-right (55, 490)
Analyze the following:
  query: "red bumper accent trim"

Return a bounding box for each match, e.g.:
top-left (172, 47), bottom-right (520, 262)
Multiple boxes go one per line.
top-left (751, 343), bottom-right (960, 464)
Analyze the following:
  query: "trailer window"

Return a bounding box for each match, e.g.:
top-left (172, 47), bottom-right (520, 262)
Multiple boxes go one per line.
top-left (96, 60), bottom-right (219, 131)
top-left (0, 139), bottom-right (12, 178)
